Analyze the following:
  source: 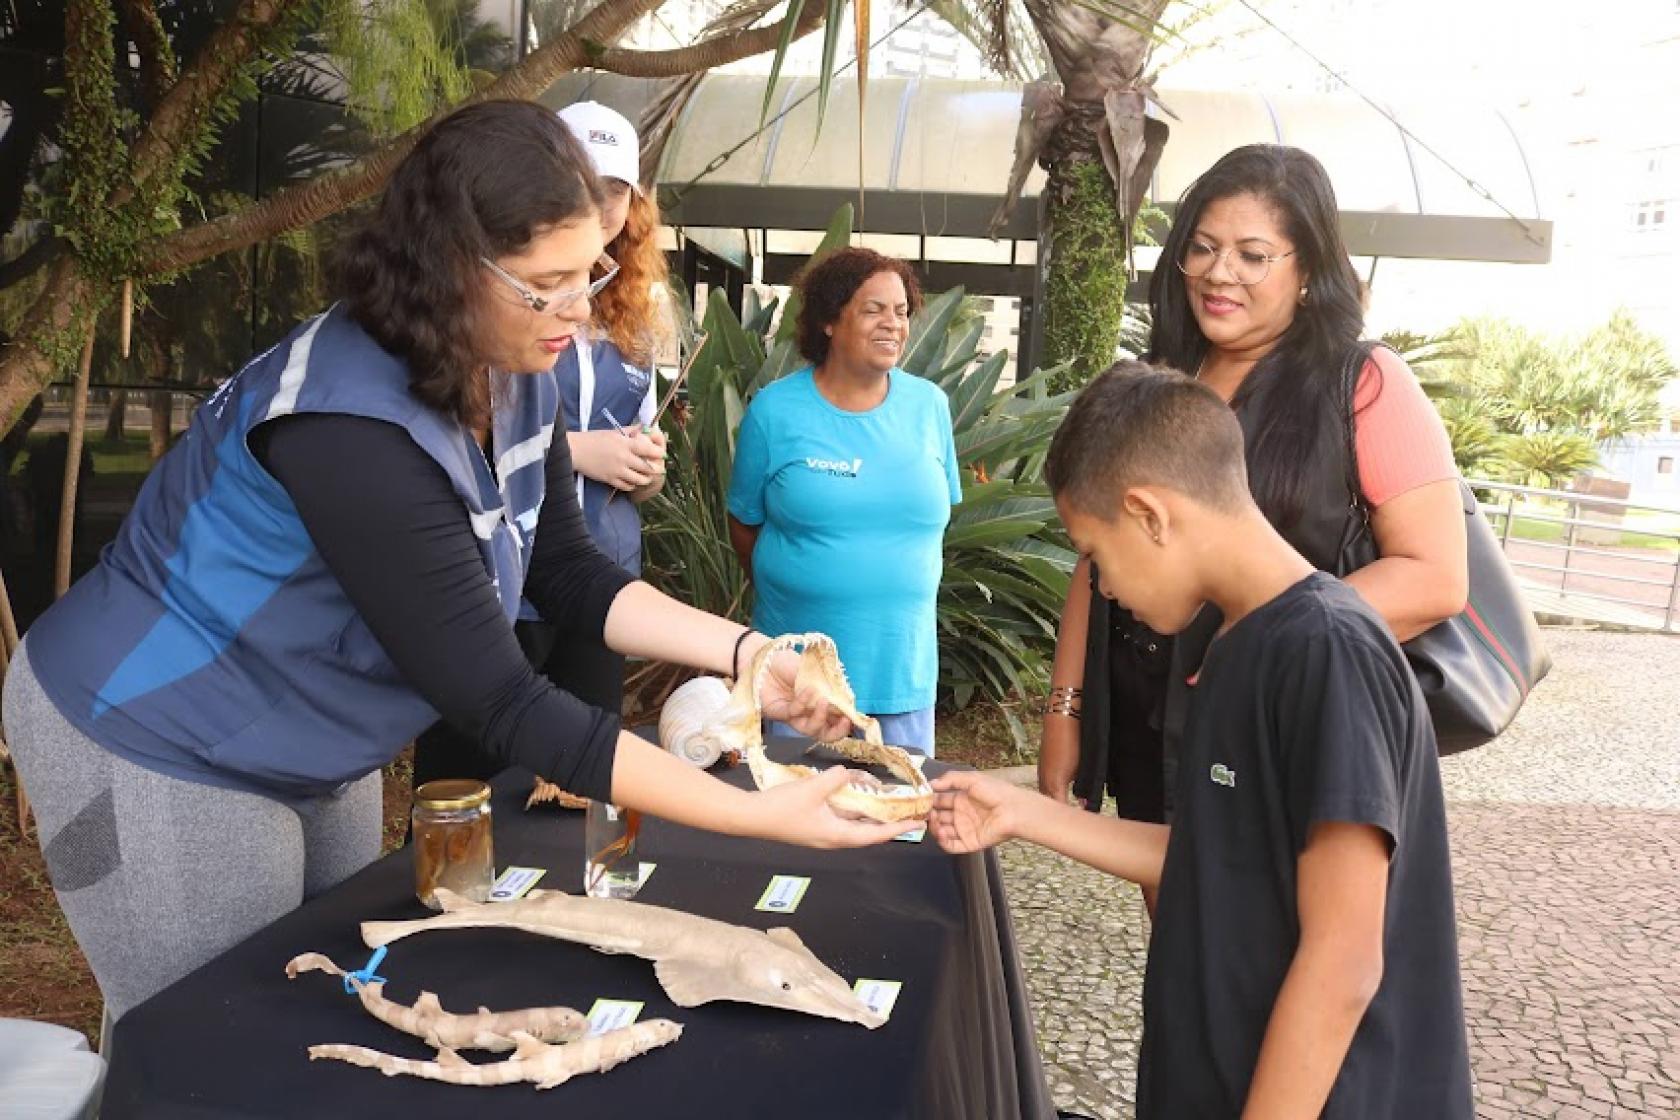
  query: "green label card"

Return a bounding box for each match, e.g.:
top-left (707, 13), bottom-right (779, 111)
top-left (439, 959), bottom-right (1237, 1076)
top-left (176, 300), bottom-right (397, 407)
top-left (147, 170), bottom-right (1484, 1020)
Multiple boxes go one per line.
top-left (754, 874), bottom-right (811, 913)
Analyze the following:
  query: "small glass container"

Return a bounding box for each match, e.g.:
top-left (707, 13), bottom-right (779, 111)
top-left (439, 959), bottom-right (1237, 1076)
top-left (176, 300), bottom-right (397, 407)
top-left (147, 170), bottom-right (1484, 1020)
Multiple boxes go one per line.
top-left (412, 779), bottom-right (495, 910)
top-left (583, 800), bottom-right (644, 899)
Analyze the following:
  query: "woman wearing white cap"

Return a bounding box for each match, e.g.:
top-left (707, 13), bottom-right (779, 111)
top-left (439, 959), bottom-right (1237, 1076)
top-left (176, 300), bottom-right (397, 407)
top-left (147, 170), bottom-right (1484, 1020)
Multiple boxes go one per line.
top-left (543, 100), bottom-right (673, 714)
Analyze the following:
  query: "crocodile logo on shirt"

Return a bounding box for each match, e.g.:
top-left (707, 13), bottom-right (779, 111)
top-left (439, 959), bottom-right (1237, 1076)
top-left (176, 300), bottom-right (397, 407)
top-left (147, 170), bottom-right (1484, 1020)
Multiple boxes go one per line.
top-left (805, 456), bottom-right (863, 478)
top-left (1209, 763), bottom-right (1236, 788)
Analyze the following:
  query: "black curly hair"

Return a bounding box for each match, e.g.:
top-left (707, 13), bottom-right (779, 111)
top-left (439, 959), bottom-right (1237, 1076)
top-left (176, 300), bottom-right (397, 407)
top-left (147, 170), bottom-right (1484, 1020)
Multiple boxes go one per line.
top-left (333, 100), bottom-right (606, 429)
top-left (792, 247), bottom-right (924, 367)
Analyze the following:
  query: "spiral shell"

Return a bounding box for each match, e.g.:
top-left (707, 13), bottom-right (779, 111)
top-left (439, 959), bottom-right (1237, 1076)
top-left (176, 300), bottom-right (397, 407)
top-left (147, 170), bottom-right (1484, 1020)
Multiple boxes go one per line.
top-left (658, 676), bottom-right (734, 767)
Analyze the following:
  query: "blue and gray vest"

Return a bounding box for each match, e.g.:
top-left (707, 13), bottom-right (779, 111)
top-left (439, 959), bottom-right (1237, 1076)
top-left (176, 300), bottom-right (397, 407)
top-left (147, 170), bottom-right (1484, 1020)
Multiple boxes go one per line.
top-left (557, 335), bottom-right (653, 576)
top-left (25, 306), bottom-right (558, 802)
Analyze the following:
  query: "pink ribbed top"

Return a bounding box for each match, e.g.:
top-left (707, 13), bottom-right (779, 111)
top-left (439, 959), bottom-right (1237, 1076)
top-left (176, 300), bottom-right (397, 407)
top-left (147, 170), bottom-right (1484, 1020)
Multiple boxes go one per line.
top-left (1352, 346), bottom-right (1458, 507)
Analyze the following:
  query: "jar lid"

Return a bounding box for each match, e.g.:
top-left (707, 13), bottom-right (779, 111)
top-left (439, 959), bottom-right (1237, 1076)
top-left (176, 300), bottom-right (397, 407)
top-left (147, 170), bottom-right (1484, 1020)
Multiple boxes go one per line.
top-left (414, 779), bottom-right (491, 811)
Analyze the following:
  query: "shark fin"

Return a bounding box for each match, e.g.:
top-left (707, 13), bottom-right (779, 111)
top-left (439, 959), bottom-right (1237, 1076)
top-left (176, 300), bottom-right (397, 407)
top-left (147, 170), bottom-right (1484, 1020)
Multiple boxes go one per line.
top-left (511, 1031), bottom-right (550, 1061)
top-left (765, 927), bottom-right (807, 952)
top-left (654, 958), bottom-right (731, 1008)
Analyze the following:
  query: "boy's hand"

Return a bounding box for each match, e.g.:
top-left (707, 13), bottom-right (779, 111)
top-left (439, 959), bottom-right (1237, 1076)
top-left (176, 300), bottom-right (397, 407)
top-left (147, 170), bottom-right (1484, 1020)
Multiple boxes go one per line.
top-left (929, 771), bottom-right (1022, 853)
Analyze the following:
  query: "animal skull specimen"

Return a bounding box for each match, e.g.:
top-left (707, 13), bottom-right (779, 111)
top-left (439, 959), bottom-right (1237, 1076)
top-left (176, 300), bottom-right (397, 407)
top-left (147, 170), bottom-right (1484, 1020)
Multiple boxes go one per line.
top-left (286, 952), bottom-right (587, 1052)
top-left (361, 888), bottom-right (887, 1029)
top-left (309, 1022), bottom-right (682, 1089)
top-left (690, 633), bottom-right (934, 823)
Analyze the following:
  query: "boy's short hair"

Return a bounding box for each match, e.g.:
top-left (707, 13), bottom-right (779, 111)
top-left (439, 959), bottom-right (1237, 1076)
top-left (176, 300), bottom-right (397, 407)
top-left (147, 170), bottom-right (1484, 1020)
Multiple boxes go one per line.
top-left (1046, 360), bottom-right (1251, 518)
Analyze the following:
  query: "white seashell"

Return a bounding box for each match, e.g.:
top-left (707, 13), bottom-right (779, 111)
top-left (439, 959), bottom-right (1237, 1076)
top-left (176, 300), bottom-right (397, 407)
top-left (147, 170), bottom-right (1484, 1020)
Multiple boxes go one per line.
top-left (658, 676), bottom-right (734, 767)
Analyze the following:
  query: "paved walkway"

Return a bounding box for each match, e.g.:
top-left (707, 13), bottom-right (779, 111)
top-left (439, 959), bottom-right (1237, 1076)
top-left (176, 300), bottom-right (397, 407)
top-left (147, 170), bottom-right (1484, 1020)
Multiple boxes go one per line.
top-left (998, 628), bottom-right (1680, 1119)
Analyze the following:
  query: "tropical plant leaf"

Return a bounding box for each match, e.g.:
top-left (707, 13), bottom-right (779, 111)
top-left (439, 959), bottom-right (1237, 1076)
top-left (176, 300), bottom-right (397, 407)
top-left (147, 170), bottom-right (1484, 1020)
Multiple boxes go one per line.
top-left (759, 0), bottom-right (809, 125)
top-left (775, 202), bottom-right (855, 345)
top-left (815, 0), bottom-right (847, 134)
top-left (901, 288), bottom-right (967, 375)
top-left (743, 288), bottom-right (780, 336)
top-left (947, 349), bottom-right (1009, 431)
top-left (749, 337), bottom-right (807, 397)
top-left (933, 316), bottom-right (988, 384)
top-left (944, 517), bottom-right (1049, 550)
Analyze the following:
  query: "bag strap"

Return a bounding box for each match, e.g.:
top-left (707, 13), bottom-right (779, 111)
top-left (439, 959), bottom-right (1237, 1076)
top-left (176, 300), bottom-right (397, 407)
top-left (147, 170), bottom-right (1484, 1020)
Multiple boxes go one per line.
top-left (1338, 340), bottom-right (1385, 523)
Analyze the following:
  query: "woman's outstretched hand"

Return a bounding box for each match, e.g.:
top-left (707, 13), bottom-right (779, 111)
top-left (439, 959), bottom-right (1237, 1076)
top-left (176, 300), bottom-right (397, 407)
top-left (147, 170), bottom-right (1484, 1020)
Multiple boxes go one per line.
top-left (752, 765), bottom-right (917, 848)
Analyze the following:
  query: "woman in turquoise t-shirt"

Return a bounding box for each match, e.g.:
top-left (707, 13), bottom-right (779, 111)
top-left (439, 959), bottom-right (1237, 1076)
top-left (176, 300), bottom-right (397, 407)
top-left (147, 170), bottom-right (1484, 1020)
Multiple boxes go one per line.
top-left (726, 248), bottom-right (961, 755)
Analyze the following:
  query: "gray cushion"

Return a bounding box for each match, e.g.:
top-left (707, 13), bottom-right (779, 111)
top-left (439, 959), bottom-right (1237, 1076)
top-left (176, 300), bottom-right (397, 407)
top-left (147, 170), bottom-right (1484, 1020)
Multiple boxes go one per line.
top-left (0, 1019), bottom-right (105, 1120)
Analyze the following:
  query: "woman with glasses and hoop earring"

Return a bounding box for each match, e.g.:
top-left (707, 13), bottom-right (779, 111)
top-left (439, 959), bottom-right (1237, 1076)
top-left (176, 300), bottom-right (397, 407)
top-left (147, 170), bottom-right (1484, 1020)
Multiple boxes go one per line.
top-left (410, 102), bottom-right (675, 790)
top-left (1039, 144), bottom-right (1465, 872)
top-left (3, 100), bottom-right (907, 1024)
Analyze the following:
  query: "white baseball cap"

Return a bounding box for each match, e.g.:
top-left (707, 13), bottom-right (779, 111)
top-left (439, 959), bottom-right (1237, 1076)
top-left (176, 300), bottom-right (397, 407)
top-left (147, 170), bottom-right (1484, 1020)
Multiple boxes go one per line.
top-left (558, 101), bottom-right (643, 195)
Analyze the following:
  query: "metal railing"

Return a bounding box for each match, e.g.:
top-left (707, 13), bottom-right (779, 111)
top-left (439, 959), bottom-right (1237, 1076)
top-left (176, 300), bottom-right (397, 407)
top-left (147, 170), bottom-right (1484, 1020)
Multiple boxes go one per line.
top-left (1470, 478), bottom-right (1680, 632)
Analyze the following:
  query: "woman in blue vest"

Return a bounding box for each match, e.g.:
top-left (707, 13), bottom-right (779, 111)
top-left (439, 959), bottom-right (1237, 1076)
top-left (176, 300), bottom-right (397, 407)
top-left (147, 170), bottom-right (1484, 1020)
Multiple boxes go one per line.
top-left (726, 249), bottom-right (962, 756)
top-left (1, 101), bottom-right (905, 1022)
top-left (408, 102), bottom-right (668, 788)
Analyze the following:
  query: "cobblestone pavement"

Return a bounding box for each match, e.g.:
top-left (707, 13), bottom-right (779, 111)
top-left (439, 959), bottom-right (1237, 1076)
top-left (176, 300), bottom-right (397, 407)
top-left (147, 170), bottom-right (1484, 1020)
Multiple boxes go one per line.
top-left (998, 628), bottom-right (1680, 1119)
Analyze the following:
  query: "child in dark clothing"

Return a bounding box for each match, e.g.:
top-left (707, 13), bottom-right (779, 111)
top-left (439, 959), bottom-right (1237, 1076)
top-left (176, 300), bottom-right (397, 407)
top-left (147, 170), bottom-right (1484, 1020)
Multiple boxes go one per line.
top-left (931, 363), bottom-right (1473, 1118)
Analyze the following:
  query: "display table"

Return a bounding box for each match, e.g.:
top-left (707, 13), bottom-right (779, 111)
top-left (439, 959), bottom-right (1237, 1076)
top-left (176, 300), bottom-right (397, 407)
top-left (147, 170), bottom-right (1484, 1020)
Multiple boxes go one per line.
top-left (102, 741), bottom-right (1055, 1118)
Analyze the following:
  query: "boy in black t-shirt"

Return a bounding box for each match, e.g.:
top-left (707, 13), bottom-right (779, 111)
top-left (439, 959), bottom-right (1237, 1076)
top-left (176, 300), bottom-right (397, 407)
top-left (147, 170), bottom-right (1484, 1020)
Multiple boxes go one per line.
top-left (931, 364), bottom-right (1473, 1118)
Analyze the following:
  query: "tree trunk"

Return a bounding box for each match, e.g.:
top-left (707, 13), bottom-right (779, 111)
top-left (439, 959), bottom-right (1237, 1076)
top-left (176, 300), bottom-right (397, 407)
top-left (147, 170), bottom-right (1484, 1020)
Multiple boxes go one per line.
top-left (1041, 107), bottom-right (1128, 393)
top-left (105, 388), bottom-right (128, 442)
top-left (56, 323), bottom-right (96, 598)
top-left (0, 256), bottom-right (104, 433)
top-left (149, 389), bottom-right (173, 460)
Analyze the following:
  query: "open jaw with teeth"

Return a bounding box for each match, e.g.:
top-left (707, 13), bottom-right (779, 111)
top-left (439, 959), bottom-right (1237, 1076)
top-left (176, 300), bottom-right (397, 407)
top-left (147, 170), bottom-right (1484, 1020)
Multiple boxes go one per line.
top-left (684, 632), bottom-right (935, 823)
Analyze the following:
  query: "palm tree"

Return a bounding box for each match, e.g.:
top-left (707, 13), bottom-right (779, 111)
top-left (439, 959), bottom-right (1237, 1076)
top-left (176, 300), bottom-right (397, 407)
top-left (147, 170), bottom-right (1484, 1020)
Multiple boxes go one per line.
top-left (1500, 430), bottom-right (1599, 491)
top-left (983, 0), bottom-right (1174, 391)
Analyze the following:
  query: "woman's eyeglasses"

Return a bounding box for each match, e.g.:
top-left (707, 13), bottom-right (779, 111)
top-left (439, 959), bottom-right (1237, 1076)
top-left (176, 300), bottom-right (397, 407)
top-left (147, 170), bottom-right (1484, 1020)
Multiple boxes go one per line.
top-left (481, 254), bottom-right (620, 314)
top-left (1176, 240), bottom-right (1296, 286)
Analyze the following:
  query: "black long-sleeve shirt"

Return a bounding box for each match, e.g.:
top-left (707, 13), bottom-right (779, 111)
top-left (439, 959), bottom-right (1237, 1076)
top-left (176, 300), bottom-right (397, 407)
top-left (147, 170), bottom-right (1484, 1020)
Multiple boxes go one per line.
top-left (251, 412), bottom-right (634, 799)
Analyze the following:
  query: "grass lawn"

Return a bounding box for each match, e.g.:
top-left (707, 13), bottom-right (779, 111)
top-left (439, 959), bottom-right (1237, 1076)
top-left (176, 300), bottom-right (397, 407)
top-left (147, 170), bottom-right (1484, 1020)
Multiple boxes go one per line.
top-left (9, 432), bottom-right (155, 486)
top-left (1493, 507), bottom-right (1680, 553)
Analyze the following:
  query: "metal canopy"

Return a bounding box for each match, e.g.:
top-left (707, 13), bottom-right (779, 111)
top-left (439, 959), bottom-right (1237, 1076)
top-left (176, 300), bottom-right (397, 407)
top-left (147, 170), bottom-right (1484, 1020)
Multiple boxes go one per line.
top-left (543, 74), bottom-right (1552, 265)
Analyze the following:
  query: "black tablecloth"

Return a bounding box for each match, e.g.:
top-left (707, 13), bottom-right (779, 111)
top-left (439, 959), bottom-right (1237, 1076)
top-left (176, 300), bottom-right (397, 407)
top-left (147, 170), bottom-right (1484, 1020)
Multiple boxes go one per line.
top-left (103, 741), bottom-right (1055, 1119)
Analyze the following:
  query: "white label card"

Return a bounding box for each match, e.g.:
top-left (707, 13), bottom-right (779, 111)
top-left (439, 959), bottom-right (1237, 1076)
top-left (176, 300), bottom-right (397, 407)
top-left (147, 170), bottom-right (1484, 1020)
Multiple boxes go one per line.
top-left (893, 826), bottom-right (926, 843)
top-left (852, 978), bottom-right (903, 1020)
top-left (754, 874), bottom-right (811, 913)
top-left (489, 866), bottom-right (546, 902)
top-left (585, 999), bottom-right (644, 1037)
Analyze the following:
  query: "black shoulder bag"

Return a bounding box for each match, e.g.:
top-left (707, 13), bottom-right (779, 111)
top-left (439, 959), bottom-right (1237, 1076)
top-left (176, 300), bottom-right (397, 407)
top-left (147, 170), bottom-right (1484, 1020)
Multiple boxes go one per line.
top-left (1333, 344), bottom-right (1552, 754)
